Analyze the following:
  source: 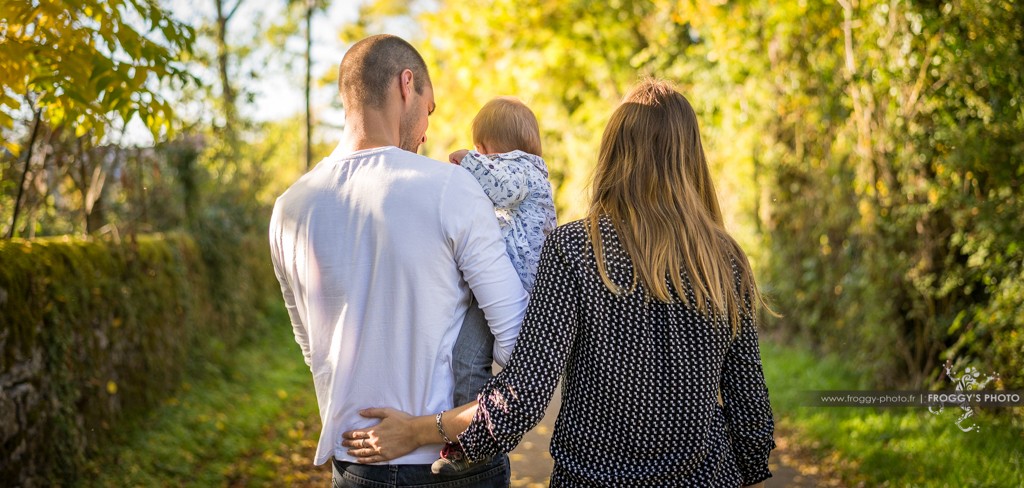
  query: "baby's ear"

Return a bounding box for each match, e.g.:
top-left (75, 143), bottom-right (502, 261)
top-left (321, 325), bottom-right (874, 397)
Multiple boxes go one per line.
top-left (475, 143), bottom-right (489, 154)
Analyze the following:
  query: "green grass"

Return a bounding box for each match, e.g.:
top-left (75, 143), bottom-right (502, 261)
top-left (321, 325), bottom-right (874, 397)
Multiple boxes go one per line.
top-left (761, 340), bottom-right (1024, 487)
top-left (84, 304), bottom-right (324, 487)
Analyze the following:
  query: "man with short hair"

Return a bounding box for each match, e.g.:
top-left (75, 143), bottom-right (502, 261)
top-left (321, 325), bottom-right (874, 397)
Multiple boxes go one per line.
top-left (268, 34), bottom-right (526, 487)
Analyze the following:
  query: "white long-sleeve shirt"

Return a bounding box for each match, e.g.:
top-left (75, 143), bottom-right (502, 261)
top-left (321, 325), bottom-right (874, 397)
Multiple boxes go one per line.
top-left (268, 145), bottom-right (528, 466)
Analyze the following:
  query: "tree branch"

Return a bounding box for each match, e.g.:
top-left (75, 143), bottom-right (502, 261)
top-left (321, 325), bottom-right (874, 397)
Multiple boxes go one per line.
top-left (226, 0), bottom-right (245, 23)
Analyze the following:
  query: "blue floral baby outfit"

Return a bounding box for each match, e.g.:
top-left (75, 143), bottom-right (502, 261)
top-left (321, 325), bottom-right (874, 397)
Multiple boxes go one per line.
top-left (458, 150), bottom-right (557, 292)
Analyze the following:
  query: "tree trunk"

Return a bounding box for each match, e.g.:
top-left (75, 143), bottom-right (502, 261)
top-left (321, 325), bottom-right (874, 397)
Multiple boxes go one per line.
top-left (214, 0), bottom-right (242, 138)
top-left (6, 108), bottom-right (42, 239)
top-left (305, 0), bottom-right (313, 170)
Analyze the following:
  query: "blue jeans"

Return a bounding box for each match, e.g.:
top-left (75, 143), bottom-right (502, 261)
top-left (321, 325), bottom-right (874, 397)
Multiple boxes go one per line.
top-left (332, 455), bottom-right (510, 487)
top-left (452, 295), bottom-right (494, 406)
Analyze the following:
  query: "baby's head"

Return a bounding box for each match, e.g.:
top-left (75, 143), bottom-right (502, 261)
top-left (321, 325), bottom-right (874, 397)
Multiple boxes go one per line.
top-left (472, 97), bottom-right (542, 157)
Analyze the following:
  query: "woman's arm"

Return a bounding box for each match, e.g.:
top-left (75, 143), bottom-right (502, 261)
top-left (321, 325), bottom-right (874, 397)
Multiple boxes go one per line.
top-left (456, 228), bottom-right (580, 459)
top-left (721, 307), bottom-right (776, 486)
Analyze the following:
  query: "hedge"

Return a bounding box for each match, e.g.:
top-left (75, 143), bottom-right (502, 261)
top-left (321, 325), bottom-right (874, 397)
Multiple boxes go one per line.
top-left (0, 231), bottom-right (278, 485)
top-left (754, 1), bottom-right (1024, 391)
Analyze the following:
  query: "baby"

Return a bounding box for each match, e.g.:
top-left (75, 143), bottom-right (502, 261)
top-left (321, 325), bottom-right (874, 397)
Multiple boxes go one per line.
top-left (434, 97), bottom-right (557, 474)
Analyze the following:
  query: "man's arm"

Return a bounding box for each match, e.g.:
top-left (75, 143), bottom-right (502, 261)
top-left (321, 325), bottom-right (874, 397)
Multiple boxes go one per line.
top-left (342, 228), bottom-right (577, 462)
top-left (269, 205), bottom-right (312, 368)
top-left (441, 168), bottom-right (528, 365)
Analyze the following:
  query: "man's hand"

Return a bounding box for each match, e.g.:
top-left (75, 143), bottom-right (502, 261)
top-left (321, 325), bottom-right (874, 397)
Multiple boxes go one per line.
top-left (449, 149), bottom-right (469, 164)
top-left (341, 408), bottom-right (432, 463)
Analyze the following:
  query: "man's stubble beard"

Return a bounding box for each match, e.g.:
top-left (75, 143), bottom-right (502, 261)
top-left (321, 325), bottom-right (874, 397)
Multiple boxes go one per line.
top-left (398, 103), bottom-right (424, 153)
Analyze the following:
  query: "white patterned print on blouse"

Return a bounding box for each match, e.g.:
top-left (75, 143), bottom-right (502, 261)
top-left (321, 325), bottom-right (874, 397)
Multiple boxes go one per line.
top-left (458, 150), bottom-right (557, 293)
top-left (458, 217), bottom-right (776, 487)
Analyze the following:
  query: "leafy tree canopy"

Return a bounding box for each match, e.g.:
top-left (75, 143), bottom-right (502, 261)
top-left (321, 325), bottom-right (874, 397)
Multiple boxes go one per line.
top-left (0, 0), bottom-right (196, 153)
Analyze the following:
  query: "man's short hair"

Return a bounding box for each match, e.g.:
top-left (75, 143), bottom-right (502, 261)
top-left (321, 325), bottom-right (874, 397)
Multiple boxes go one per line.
top-left (338, 34), bottom-right (431, 109)
top-left (472, 97), bottom-right (542, 157)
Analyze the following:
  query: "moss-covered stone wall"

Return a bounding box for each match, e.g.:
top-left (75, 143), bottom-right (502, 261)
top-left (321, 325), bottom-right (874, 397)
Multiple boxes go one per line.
top-left (0, 232), bottom-right (278, 485)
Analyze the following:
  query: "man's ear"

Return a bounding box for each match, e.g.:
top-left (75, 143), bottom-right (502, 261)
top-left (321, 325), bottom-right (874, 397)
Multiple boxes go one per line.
top-left (399, 69), bottom-right (414, 103)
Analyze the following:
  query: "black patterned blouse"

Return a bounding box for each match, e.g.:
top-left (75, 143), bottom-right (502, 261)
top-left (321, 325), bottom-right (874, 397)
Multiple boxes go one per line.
top-left (458, 217), bottom-right (776, 487)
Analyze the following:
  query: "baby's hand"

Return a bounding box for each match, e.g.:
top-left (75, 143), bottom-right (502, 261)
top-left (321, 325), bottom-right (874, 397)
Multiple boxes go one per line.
top-left (448, 149), bottom-right (469, 164)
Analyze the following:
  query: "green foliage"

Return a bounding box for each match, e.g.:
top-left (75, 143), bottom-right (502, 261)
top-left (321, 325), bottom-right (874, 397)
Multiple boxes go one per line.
top-left (0, 0), bottom-right (196, 151)
top-left (733, 0), bottom-right (1024, 388)
top-left (0, 230), bottom-right (277, 484)
top-left (1, 134), bottom-right (197, 238)
top-left (244, 114), bottom-right (334, 206)
top-left (1, 0), bottom-right (198, 239)
top-left (0, 1), bottom-right (318, 241)
top-left (761, 339), bottom-right (1024, 486)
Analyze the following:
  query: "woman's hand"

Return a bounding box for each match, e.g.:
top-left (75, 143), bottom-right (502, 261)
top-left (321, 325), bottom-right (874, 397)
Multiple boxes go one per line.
top-left (341, 408), bottom-right (433, 463)
top-left (341, 402), bottom-right (478, 463)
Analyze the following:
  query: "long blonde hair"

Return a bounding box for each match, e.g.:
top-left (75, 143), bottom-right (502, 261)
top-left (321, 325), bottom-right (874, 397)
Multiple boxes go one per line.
top-left (586, 79), bottom-right (768, 333)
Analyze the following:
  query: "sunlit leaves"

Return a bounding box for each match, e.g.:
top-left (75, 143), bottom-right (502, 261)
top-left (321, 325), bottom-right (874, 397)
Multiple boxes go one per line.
top-left (0, 0), bottom-right (196, 153)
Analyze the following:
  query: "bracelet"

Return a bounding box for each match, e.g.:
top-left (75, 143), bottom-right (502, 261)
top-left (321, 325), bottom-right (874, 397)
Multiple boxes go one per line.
top-left (435, 410), bottom-right (454, 444)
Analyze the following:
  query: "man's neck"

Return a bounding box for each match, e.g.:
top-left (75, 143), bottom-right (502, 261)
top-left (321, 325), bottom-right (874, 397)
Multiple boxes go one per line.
top-left (341, 110), bottom-right (400, 152)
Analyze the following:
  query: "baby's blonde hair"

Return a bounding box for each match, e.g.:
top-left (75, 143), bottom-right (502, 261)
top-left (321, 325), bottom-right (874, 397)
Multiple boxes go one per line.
top-left (471, 97), bottom-right (542, 157)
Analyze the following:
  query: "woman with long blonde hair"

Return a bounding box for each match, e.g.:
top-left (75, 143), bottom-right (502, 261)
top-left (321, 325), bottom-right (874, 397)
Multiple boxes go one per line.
top-left (341, 79), bottom-right (776, 487)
